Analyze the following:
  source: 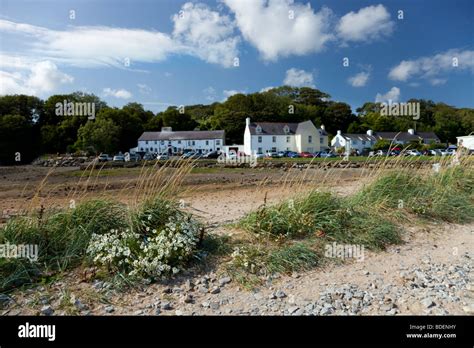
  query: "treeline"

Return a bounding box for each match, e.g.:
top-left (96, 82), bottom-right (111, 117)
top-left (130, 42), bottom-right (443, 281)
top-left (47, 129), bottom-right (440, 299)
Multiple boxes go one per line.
top-left (0, 87), bottom-right (472, 164)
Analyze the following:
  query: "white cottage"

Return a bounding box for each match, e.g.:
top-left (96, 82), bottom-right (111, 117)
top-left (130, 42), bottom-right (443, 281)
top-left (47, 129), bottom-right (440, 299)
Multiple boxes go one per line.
top-left (243, 118), bottom-right (328, 155)
top-left (131, 127), bottom-right (225, 155)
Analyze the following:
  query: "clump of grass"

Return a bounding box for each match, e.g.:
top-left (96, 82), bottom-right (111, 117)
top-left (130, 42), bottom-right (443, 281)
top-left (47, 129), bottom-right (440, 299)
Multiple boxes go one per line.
top-left (0, 200), bottom-right (128, 292)
top-left (240, 191), bottom-right (343, 237)
top-left (266, 242), bottom-right (319, 274)
top-left (351, 165), bottom-right (474, 223)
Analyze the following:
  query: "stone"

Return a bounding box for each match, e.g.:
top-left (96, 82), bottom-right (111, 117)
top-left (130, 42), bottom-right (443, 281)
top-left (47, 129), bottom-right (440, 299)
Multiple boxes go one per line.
top-left (105, 305), bottom-right (115, 313)
top-left (421, 298), bottom-right (436, 309)
top-left (287, 306), bottom-right (299, 314)
top-left (161, 301), bottom-right (172, 310)
top-left (182, 294), bottom-right (193, 304)
top-left (210, 302), bottom-right (220, 310)
top-left (219, 277), bottom-right (232, 286)
top-left (210, 286), bottom-right (221, 294)
top-left (275, 290), bottom-right (286, 298)
top-left (41, 305), bottom-right (54, 316)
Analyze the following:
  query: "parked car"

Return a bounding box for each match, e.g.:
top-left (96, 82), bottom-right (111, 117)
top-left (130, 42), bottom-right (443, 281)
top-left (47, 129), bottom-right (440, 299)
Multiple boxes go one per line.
top-left (125, 153), bottom-right (141, 162)
top-left (319, 151), bottom-right (336, 158)
top-left (406, 149), bottom-right (422, 156)
top-left (299, 152), bottom-right (314, 158)
top-left (265, 151), bottom-right (279, 158)
top-left (182, 152), bottom-right (196, 159)
top-left (113, 154), bottom-right (125, 161)
top-left (441, 148), bottom-right (456, 156)
top-left (255, 153), bottom-right (265, 159)
top-left (389, 150), bottom-right (401, 156)
top-left (287, 151), bottom-right (300, 158)
top-left (277, 150), bottom-right (290, 158)
top-left (374, 150), bottom-right (388, 156)
top-left (97, 153), bottom-right (112, 162)
top-left (143, 152), bottom-right (156, 160)
top-left (429, 149), bottom-right (442, 156)
top-left (156, 153), bottom-right (169, 160)
top-left (203, 150), bottom-right (220, 159)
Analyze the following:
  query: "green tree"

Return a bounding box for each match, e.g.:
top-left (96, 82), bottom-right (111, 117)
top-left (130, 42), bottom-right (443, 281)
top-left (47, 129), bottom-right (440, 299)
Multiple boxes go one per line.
top-left (75, 118), bottom-right (120, 154)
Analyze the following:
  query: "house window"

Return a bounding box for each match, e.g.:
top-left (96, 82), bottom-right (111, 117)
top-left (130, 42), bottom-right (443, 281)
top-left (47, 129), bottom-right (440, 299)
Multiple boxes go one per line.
top-left (286, 147), bottom-right (290, 151)
top-left (272, 136), bottom-right (276, 143)
top-left (308, 136), bottom-right (312, 143)
top-left (192, 141), bottom-right (195, 146)
top-left (286, 136), bottom-right (290, 143)
top-left (206, 140), bottom-right (209, 145)
top-left (154, 141), bottom-right (157, 145)
top-left (145, 141), bottom-right (149, 145)
top-left (216, 140), bottom-right (220, 145)
top-left (256, 125), bottom-right (262, 133)
top-left (178, 140), bottom-right (181, 144)
top-left (161, 141), bottom-right (164, 145)
top-left (140, 148), bottom-right (143, 151)
top-left (272, 147), bottom-right (276, 152)
top-left (320, 138), bottom-right (323, 144)
top-left (258, 136), bottom-right (262, 143)
top-left (258, 147), bottom-right (262, 154)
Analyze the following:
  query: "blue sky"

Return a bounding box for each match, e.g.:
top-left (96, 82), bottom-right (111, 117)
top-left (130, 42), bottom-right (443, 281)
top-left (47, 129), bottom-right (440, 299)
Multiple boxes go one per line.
top-left (0, 0), bottom-right (473, 113)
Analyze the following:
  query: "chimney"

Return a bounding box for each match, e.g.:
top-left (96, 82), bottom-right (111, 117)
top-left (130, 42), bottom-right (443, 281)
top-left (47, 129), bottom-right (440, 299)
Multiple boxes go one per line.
top-left (161, 127), bottom-right (172, 132)
top-left (367, 129), bottom-right (373, 136)
top-left (246, 117), bottom-right (250, 127)
top-left (337, 130), bottom-right (342, 135)
top-left (408, 128), bottom-right (415, 135)
top-left (321, 124), bottom-right (325, 131)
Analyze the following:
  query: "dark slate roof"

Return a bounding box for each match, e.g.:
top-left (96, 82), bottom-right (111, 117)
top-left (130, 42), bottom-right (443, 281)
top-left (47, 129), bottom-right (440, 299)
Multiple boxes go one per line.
top-left (138, 130), bottom-right (225, 141)
top-left (249, 122), bottom-right (299, 135)
top-left (342, 134), bottom-right (377, 141)
top-left (374, 131), bottom-right (440, 142)
top-left (249, 120), bottom-right (324, 135)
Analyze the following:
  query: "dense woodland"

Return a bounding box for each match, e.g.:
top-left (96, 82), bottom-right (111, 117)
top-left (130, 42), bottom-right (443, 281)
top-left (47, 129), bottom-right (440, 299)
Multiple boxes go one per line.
top-left (0, 86), bottom-right (473, 164)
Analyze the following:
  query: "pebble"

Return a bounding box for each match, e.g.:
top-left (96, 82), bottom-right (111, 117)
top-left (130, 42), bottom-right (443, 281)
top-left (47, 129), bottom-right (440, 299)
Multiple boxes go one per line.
top-left (41, 305), bottom-right (54, 316)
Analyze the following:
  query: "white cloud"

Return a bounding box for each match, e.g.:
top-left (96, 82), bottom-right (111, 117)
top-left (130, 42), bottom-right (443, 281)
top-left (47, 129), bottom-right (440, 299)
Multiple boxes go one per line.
top-left (375, 87), bottom-right (400, 103)
top-left (203, 86), bottom-right (217, 101)
top-left (348, 71), bottom-right (370, 87)
top-left (103, 88), bottom-right (132, 99)
top-left (260, 86), bottom-right (275, 92)
top-left (0, 59), bottom-right (73, 96)
top-left (283, 68), bottom-right (315, 87)
top-left (388, 49), bottom-right (474, 85)
top-left (337, 5), bottom-right (394, 43)
top-left (0, 2), bottom-right (240, 69)
top-left (223, 0), bottom-right (334, 61)
top-left (172, 2), bottom-right (239, 67)
top-left (137, 83), bottom-right (152, 94)
top-left (223, 89), bottom-right (246, 99)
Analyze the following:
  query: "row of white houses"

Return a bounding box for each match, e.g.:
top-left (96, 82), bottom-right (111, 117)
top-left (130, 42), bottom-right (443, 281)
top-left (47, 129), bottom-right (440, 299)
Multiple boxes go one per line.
top-left (131, 119), bottom-right (466, 156)
top-left (131, 118), bottom-right (330, 155)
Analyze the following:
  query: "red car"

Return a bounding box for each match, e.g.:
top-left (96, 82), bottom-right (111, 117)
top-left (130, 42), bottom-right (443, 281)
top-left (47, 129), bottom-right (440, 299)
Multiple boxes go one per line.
top-left (299, 152), bottom-right (314, 158)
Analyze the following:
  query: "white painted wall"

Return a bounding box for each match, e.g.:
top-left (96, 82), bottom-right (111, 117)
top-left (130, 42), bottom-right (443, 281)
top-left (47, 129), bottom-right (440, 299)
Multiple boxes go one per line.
top-left (137, 138), bottom-right (223, 154)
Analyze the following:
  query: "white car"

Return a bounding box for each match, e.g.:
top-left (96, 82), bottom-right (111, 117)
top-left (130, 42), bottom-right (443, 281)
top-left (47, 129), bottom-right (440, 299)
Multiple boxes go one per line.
top-left (156, 153), bottom-right (169, 160)
top-left (441, 148), bottom-right (456, 156)
top-left (406, 149), bottom-right (422, 156)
